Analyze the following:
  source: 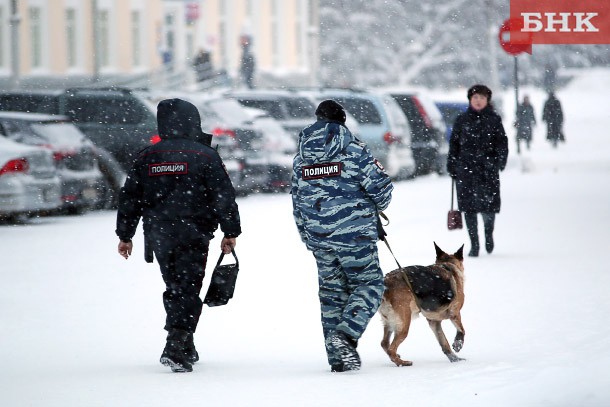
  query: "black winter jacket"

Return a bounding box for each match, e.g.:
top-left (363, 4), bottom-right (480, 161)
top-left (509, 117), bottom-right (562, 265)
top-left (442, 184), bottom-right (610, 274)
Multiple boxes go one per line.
top-left (116, 99), bottom-right (241, 255)
top-left (447, 105), bottom-right (508, 213)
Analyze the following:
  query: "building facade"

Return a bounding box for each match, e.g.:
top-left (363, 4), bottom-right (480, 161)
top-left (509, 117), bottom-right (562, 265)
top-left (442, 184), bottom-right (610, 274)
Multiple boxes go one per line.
top-left (0, 0), bottom-right (319, 89)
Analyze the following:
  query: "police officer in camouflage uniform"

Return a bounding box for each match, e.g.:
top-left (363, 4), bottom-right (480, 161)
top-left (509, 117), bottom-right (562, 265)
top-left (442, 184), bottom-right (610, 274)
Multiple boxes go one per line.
top-left (116, 99), bottom-right (241, 373)
top-left (291, 100), bottom-right (393, 372)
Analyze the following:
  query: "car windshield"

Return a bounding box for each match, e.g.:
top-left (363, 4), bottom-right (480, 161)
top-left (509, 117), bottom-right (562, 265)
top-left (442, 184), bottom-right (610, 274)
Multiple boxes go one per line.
top-left (238, 99), bottom-right (284, 120)
top-left (284, 98), bottom-right (315, 119)
top-left (332, 97), bottom-right (382, 125)
top-left (66, 96), bottom-right (145, 124)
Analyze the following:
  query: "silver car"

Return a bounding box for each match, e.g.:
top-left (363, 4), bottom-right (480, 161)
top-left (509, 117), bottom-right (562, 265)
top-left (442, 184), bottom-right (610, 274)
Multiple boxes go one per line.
top-left (0, 112), bottom-right (103, 213)
top-left (0, 137), bottom-right (61, 221)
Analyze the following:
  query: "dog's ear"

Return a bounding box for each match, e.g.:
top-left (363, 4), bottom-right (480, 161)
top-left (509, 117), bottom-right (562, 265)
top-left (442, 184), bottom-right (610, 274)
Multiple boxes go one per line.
top-left (454, 244), bottom-right (464, 261)
top-left (434, 241), bottom-right (445, 258)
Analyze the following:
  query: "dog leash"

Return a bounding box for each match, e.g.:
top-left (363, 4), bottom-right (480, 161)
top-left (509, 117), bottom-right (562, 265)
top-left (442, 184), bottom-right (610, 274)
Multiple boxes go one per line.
top-left (378, 213), bottom-right (421, 299)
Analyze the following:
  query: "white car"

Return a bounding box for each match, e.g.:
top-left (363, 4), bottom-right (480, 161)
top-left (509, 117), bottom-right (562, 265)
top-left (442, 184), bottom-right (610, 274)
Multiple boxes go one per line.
top-left (0, 137), bottom-right (61, 221)
top-left (241, 106), bottom-right (296, 191)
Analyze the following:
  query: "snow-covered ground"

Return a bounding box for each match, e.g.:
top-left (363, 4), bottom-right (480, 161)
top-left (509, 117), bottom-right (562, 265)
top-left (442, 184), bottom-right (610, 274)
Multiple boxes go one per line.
top-left (2, 68), bottom-right (609, 407)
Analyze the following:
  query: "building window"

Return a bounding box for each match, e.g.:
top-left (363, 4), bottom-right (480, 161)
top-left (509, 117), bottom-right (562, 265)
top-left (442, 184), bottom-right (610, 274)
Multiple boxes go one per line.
top-left (98, 9), bottom-right (110, 67)
top-left (131, 10), bottom-right (141, 66)
top-left (30, 7), bottom-right (42, 68)
top-left (66, 8), bottom-right (77, 68)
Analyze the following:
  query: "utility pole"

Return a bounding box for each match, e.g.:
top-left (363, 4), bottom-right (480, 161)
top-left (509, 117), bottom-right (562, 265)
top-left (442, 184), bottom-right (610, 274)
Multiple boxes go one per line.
top-left (92, 0), bottom-right (100, 83)
top-left (9, 0), bottom-right (20, 89)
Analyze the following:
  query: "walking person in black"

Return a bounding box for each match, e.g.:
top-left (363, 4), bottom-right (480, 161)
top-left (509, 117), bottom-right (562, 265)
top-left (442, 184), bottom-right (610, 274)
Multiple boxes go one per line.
top-left (447, 85), bottom-right (509, 257)
top-left (542, 92), bottom-right (564, 148)
top-left (116, 99), bottom-right (241, 372)
top-left (515, 95), bottom-right (536, 154)
top-left (240, 35), bottom-right (256, 89)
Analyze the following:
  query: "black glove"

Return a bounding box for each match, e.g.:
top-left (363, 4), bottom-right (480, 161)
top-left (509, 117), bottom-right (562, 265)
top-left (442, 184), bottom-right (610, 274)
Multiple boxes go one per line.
top-left (376, 213), bottom-right (387, 241)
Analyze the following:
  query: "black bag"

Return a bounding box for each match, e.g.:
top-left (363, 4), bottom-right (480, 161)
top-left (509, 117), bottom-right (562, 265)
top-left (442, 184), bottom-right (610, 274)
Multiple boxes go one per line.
top-left (203, 250), bottom-right (239, 307)
top-left (448, 179), bottom-right (463, 230)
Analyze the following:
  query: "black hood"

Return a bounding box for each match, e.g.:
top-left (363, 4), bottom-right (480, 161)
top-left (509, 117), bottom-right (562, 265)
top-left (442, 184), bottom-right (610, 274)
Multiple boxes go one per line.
top-left (157, 98), bottom-right (208, 144)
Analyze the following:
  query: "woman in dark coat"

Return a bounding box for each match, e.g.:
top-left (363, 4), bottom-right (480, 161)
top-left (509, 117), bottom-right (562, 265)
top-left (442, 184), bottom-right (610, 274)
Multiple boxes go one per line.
top-left (542, 92), bottom-right (564, 147)
top-left (447, 84), bottom-right (509, 257)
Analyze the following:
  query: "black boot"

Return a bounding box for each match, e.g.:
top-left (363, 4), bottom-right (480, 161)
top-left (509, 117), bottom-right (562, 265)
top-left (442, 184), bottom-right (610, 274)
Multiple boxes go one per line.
top-left (482, 213), bottom-right (496, 254)
top-left (184, 332), bottom-right (199, 364)
top-left (330, 332), bottom-right (361, 371)
top-left (160, 329), bottom-right (193, 372)
top-left (464, 212), bottom-right (479, 257)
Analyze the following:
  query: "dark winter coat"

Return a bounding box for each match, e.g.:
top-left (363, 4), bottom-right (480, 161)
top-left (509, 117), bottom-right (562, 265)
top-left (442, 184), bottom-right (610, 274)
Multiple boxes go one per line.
top-left (447, 105), bottom-right (508, 213)
top-left (516, 102), bottom-right (536, 141)
top-left (116, 99), bottom-right (241, 259)
top-left (542, 94), bottom-right (564, 142)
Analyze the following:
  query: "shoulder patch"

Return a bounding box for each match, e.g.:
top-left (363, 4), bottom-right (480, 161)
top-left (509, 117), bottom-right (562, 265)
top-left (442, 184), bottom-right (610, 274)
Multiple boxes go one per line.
top-left (374, 159), bottom-right (385, 172)
top-left (149, 162), bottom-right (188, 176)
top-left (302, 162), bottom-right (342, 180)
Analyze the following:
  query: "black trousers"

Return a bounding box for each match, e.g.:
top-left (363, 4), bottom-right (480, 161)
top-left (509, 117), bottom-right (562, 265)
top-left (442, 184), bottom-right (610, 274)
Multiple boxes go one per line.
top-left (150, 227), bottom-right (209, 333)
top-left (464, 212), bottom-right (495, 247)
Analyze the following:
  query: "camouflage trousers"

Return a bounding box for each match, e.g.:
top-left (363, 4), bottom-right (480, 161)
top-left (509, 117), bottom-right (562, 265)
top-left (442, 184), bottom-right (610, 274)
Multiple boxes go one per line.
top-left (312, 244), bottom-right (385, 366)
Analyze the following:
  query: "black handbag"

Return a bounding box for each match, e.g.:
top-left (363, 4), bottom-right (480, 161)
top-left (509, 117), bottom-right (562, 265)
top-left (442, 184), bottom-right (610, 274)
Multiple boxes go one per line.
top-left (447, 179), bottom-right (463, 230)
top-left (203, 249), bottom-right (239, 307)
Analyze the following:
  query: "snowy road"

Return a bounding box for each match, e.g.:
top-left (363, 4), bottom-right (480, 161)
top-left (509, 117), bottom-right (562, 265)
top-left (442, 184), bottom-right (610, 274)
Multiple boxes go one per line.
top-left (2, 69), bottom-right (609, 407)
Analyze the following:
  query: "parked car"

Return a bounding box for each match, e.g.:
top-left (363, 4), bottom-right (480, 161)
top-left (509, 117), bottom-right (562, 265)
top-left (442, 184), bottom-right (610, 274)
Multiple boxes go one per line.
top-left (0, 137), bottom-right (61, 221)
top-left (435, 101), bottom-right (469, 142)
top-left (296, 89), bottom-right (363, 139)
top-left (0, 87), bottom-right (156, 201)
top-left (0, 112), bottom-right (103, 213)
top-left (302, 88), bottom-right (416, 180)
top-left (241, 106), bottom-right (296, 191)
top-left (384, 89), bottom-right (448, 175)
top-left (224, 89), bottom-right (317, 138)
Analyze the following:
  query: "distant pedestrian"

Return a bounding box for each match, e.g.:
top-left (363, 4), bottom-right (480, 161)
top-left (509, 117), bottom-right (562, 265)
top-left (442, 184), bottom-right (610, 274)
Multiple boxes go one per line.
top-left (515, 95), bottom-right (536, 154)
top-left (447, 84), bottom-right (509, 257)
top-left (240, 35), bottom-right (256, 89)
top-left (193, 49), bottom-right (213, 82)
top-left (542, 92), bottom-right (564, 148)
top-left (543, 64), bottom-right (557, 93)
top-left (291, 100), bottom-right (394, 372)
top-left (116, 99), bottom-right (241, 373)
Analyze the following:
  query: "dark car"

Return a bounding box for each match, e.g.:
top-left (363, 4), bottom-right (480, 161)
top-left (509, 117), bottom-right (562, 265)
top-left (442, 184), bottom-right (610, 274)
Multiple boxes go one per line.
top-left (0, 112), bottom-right (103, 213)
top-left (435, 101), bottom-right (469, 143)
top-left (0, 88), bottom-right (156, 201)
top-left (385, 91), bottom-right (448, 175)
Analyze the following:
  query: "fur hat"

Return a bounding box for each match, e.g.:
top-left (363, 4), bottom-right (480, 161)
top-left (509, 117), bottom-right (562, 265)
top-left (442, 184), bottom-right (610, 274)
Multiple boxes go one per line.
top-left (315, 99), bottom-right (347, 124)
top-left (467, 84), bottom-right (492, 101)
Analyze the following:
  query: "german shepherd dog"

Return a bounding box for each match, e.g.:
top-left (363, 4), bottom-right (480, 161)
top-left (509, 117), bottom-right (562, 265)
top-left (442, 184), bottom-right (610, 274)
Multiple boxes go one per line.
top-left (379, 242), bottom-right (465, 366)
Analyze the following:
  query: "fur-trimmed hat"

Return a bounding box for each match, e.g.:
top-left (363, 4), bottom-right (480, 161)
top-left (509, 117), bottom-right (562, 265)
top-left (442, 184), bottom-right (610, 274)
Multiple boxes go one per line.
top-left (467, 84), bottom-right (492, 101)
top-left (315, 99), bottom-right (347, 124)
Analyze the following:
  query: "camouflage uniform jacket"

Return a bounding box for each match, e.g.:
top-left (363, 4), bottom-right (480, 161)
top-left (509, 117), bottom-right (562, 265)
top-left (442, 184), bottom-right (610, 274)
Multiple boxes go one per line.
top-left (291, 120), bottom-right (393, 251)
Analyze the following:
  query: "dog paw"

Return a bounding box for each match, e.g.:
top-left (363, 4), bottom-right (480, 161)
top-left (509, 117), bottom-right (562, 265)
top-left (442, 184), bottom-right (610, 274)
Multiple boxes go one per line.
top-left (394, 359), bottom-right (413, 367)
top-left (452, 340), bottom-right (463, 352)
top-left (447, 353), bottom-right (465, 363)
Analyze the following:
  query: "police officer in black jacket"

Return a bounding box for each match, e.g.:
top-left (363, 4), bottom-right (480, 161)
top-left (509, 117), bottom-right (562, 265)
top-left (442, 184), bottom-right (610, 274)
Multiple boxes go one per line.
top-left (116, 98), bottom-right (241, 373)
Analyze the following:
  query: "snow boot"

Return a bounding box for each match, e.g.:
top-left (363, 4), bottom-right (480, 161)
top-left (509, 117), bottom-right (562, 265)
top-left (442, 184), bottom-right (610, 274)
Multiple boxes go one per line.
top-left (330, 332), bottom-right (361, 371)
top-left (160, 329), bottom-right (193, 372)
top-left (482, 213), bottom-right (495, 254)
top-left (184, 332), bottom-right (199, 364)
